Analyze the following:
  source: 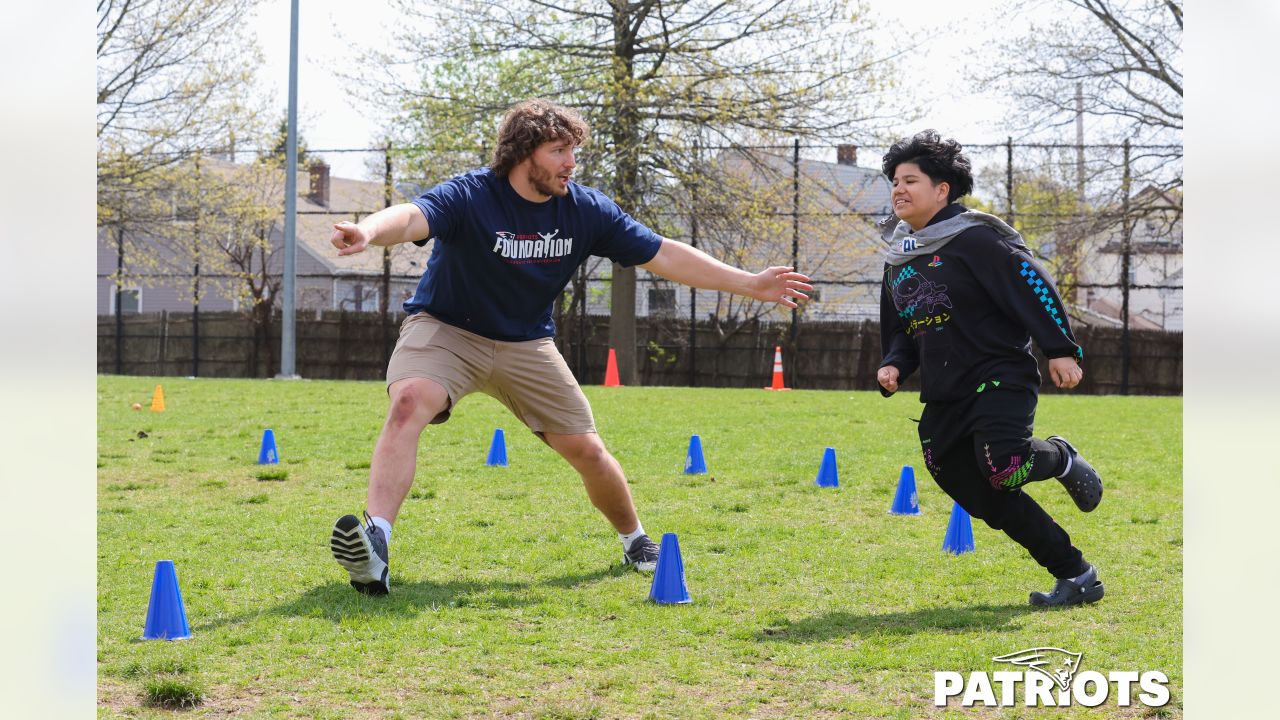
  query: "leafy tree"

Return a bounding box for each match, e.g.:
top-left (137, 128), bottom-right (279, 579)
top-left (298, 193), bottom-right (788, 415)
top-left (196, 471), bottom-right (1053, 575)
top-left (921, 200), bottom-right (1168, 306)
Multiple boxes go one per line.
top-left (151, 150), bottom-right (291, 375)
top-left (969, 162), bottom-right (1093, 303)
top-left (97, 0), bottom-right (266, 320)
top-left (268, 116), bottom-right (313, 166)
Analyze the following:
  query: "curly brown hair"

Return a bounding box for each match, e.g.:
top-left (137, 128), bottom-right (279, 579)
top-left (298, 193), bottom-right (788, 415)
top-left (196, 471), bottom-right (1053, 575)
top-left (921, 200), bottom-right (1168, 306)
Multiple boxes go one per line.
top-left (490, 99), bottom-right (589, 177)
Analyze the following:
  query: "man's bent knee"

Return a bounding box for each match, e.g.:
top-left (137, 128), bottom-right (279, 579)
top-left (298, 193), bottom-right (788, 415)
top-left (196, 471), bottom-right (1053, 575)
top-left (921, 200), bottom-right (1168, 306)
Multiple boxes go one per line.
top-left (386, 378), bottom-right (450, 430)
top-left (546, 432), bottom-right (610, 469)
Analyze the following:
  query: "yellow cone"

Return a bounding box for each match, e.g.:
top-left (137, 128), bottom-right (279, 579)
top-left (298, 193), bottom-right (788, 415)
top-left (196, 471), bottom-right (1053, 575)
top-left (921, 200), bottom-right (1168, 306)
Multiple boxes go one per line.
top-left (150, 385), bottom-right (166, 412)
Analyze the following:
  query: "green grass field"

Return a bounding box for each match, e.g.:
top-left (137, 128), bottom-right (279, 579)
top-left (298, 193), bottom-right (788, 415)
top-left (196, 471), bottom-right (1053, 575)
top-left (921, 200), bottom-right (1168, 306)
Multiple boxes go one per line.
top-left (97, 376), bottom-right (1182, 718)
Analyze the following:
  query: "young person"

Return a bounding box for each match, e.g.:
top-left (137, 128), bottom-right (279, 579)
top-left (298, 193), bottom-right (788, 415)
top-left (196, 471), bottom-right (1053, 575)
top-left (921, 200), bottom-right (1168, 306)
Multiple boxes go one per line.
top-left (876, 130), bottom-right (1105, 608)
top-left (327, 99), bottom-right (812, 595)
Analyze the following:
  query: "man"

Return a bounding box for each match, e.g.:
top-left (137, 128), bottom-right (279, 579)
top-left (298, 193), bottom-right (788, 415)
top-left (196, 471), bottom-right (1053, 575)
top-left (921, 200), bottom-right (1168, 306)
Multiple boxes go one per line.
top-left (328, 99), bottom-right (811, 595)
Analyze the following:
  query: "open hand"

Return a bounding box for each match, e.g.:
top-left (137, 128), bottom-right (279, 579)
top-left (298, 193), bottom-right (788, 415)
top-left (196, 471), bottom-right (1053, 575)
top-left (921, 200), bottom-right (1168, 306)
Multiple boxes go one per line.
top-left (751, 266), bottom-right (812, 308)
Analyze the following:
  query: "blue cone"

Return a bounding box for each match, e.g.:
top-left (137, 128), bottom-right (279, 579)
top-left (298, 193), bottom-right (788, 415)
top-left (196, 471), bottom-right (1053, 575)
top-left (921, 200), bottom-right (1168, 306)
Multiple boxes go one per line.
top-left (257, 428), bottom-right (279, 464)
top-left (815, 447), bottom-right (839, 488)
top-left (942, 502), bottom-right (976, 555)
top-left (684, 435), bottom-right (707, 475)
top-left (142, 560), bottom-right (191, 641)
top-left (890, 465), bottom-right (920, 515)
top-left (649, 533), bottom-right (692, 604)
top-left (486, 428), bottom-right (508, 467)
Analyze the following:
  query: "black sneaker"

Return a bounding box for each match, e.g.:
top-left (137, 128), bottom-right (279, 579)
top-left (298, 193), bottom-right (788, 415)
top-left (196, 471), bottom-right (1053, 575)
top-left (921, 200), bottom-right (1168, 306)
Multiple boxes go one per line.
top-left (1029, 564), bottom-right (1105, 608)
top-left (622, 534), bottom-right (659, 572)
top-left (330, 512), bottom-right (390, 595)
top-left (1048, 436), bottom-right (1103, 512)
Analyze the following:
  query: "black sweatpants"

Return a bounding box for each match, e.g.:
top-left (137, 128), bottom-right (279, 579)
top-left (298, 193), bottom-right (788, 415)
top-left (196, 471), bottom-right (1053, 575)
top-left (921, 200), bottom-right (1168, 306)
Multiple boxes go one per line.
top-left (919, 386), bottom-right (1087, 579)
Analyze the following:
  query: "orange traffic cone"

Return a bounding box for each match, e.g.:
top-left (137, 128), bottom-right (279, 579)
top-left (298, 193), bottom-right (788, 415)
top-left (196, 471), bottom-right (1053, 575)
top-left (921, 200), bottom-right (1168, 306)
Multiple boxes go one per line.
top-left (150, 384), bottom-right (166, 412)
top-left (604, 348), bottom-right (622, 387)
top-left (764, 346), bottom-right (790, 391)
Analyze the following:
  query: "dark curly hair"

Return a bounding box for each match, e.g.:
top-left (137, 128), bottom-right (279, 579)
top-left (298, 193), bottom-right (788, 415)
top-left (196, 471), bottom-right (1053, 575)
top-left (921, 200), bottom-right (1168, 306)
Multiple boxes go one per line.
top-left (490, 99), bottom-right (590, 177)
top-left (881, 130), bottom-right (973, 202)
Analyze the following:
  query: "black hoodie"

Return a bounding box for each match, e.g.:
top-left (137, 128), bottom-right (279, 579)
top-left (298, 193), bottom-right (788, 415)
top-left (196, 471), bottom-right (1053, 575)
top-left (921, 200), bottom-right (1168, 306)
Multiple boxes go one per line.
top-left (879, 204), bottom-right (1082, 403)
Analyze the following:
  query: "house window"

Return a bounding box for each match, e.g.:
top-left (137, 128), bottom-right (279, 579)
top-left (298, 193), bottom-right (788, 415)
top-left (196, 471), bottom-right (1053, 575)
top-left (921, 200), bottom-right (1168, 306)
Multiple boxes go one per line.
top-left (337, 281), bottom-right (379, 312)
top-left (113, 288), bottom-right (141, 315)
top-left (352, 282), bottom-right (365, 312)
top-left (648, 288), bottom-right (677, 316)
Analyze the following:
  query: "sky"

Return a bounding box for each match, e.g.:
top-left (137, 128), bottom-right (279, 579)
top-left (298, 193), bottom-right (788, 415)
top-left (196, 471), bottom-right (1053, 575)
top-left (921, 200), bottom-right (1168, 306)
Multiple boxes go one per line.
top-left (248, 0), bottom-right (1029, 180)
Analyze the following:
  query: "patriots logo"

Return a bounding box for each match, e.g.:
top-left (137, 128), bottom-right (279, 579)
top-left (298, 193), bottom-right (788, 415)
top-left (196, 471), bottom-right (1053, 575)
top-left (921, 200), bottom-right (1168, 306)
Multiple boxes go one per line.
top-left (993, 647), bottom-right (1083, 692)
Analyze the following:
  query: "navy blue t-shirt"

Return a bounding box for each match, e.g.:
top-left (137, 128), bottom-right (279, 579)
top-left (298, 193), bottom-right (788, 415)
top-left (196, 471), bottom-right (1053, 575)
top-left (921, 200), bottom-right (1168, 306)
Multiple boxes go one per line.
top-left (405, 168), bottom-right (663, 341)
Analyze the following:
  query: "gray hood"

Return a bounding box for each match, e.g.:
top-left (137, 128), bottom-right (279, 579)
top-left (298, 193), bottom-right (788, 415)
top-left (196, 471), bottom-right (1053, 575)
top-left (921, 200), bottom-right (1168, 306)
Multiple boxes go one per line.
top-left (879, 208), bottom-right (1029, 266)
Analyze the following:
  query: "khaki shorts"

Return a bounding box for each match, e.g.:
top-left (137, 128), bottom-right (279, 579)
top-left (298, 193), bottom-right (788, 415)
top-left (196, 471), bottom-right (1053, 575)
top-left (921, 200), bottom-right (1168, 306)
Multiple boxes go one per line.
top-left (386, 313), bottom-right (596, 435)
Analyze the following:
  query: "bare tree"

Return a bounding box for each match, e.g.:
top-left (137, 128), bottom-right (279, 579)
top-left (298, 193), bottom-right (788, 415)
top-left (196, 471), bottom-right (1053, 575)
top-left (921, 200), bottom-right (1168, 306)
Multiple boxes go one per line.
top-left (994, 0), bottom-right (1181, 136)
top-left (363, 0), bottom-right (900, 383)
top-left (989, 0), bottom-right (1182, 191)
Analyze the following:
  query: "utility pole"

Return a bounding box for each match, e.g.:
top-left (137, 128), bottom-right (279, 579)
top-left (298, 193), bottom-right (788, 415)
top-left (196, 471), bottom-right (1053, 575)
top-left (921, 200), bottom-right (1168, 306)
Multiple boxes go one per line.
top-left (1006, 137), bottom-right (1015, 227)
top-left (1069, 82), bottom-right (1086, 304)
top-left (1075, 83), bottom-right (1086, 202)
top-left (278, 0), bottom-right (300, 378)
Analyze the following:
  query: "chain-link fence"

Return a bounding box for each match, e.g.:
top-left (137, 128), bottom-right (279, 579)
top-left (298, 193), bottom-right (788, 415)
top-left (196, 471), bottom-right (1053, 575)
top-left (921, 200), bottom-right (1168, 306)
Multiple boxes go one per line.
top-left (97, 139), bottom-right (1182, 394)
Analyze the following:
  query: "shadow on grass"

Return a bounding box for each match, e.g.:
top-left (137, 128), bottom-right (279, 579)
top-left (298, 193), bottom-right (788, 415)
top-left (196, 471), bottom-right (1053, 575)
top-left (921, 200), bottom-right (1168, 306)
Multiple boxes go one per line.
top-left (757, 603), bottom-right (1036, 643)
top-left (191, 565), bottom-right (628, 633)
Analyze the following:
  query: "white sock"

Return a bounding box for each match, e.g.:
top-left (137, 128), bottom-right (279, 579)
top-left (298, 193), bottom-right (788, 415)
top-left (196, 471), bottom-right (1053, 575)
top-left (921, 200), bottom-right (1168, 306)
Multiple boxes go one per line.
top-left (619, 525), bottom-right (647, 550)
top-left (370, 515), bottom-right (393, 545)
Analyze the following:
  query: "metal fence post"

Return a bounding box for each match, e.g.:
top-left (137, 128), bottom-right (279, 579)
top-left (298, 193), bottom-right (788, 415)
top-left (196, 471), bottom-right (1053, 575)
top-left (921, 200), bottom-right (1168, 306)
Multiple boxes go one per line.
top-left (382, 142), bottom-right (394, 367)
top-left (689, 139), bottom-right (700, 387)
top-left (1120, 139), bottom-right (1133, 395)
top-left (115, 224), bottom-right (124, 375)
top-left (790, 138), bottom-right (800, 350)
top-left (193, 151), bottom-right (202, 378)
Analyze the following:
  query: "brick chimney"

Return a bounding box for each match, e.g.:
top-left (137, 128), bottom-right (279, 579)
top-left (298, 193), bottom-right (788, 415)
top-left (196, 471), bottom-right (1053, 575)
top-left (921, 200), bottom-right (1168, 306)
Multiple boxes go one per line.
top-left (836, 144), bottom-right (858, 166)
top-left (308, 161), bottom-right (330, 206)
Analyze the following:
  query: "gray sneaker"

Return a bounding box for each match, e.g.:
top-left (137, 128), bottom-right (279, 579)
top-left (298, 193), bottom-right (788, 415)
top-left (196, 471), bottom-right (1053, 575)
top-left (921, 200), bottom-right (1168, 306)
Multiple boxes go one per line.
top-left (622, 534), bottom-right (659, 572)
top-left (330, 512), bottom-right (390, 595)
top-left (1048, 436), bottom-right (1103, 512)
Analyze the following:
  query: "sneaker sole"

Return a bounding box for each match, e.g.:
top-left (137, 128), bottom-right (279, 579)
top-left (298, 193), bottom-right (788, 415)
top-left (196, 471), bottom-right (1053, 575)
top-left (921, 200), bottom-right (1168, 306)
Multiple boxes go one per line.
top-left (623, 558), bottom-right (657, 573)
top-left (330, 514), bottom-right (389, 595)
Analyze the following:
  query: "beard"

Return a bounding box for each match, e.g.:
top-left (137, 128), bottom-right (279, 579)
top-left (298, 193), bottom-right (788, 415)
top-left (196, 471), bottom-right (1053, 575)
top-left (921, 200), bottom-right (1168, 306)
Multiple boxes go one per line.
top-left (529, 162), bottom-right (570, 197)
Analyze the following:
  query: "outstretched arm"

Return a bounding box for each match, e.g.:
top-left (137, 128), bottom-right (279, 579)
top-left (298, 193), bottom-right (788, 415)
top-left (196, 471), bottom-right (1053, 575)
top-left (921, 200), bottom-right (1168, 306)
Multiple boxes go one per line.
top-left (330, 203), bottom-right (430, 256)
top-left (638, 239), bottom-right (812, 308)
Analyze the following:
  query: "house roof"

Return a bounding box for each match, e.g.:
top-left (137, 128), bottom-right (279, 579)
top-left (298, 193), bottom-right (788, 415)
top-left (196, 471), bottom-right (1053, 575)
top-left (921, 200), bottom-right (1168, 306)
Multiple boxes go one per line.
top-left (291, 166), bottom-right (427, 277)
top-left (1081, 296), bottom-right (1165, 330)
top-left (716, 149), bottom-right (893, 216)
top-left (188, 156), bottom-right (424, 277)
